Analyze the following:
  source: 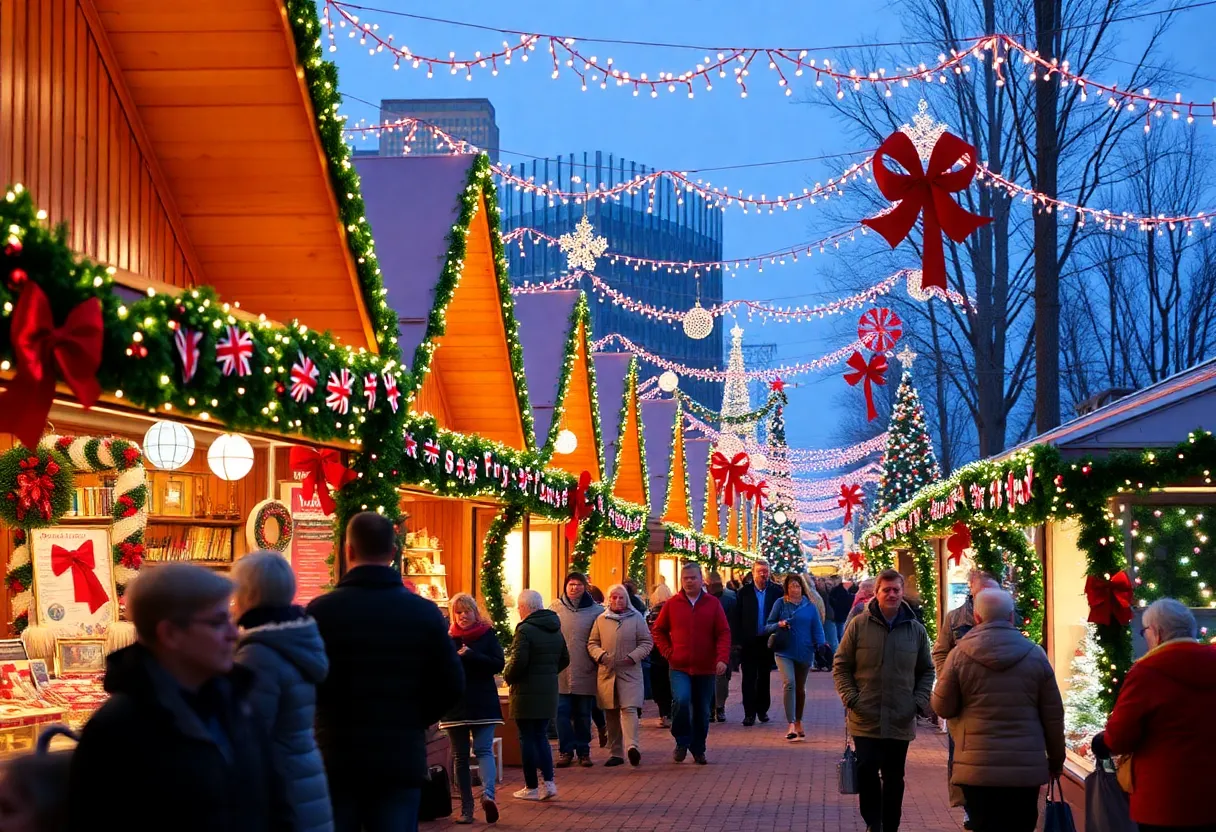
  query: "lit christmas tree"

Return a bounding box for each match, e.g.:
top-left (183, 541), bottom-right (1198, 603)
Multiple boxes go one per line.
top-left (1064, 623), bottom-right (1106, 757)
top-left (719, 324), bottom-right (757, 445)
top-left (876, 345), bottom-right (942, 516)
top-left (760, 398), bottom-right (801, 573)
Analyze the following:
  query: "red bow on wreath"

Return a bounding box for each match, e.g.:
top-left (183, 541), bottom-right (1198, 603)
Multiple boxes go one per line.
top-left (289, 447), bottom-right (355, 517)
top-left (565, 471), bottom-right (593, 544)
top-left (1085, 572), bottom-right (1135, 626)
top-left (838, 483), bottom-right (863, 526)
top-left (710, 451), bottom-right (750, 506)
top-left (51, 541), bottom-right (110, 614)
top-left (844, 351), bottom-right (889, 422)
top-left (848, 550), bottom-right (866, 572)
top-left (861, 131), bottom-right (993, 297)
top-left (0, 284), bottom-right (103, 450)
top-left (946, 520), bottom-right (972, 566)
top-left (13, 455), bottom-right (59, 522)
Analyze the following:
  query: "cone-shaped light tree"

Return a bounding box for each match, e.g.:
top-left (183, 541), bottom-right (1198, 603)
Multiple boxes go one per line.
top-left (876, 345), bottom-right (942, 517)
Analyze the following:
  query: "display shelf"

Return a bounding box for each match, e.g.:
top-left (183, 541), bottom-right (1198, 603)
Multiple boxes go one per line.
top-left (141, 560), bottom-right (231, 569)
top-left (57, 515), bottom-right (241, 527)
top-left (404, 547), bottom-right (443, 553)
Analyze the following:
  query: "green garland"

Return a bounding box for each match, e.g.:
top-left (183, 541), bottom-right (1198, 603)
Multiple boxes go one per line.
top-left (664, 523), bottom-right (755, 570)
top-left (627, 528), bottom-right (649, 588)
top-left (571, 513), bottom-right (599, 576)
top-left (1130, 504), bottom-right (1216, 607)
top-left (677, 388), bottom-right (786, 428)
top-left (480, 503), bottom-right (525, 646)
top-left (0, 446), bottom-right (73, 528)
top-left (909, 538), bottom-right (939, 641)
top-left (969, 526), bottom-right (1044, 645)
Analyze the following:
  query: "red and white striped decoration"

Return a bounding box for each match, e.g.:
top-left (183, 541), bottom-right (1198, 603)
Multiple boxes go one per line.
top-left (215, 325), bottom-right (254, 377)
top-left (290, 351), bottom-right (320, 402)
top-left (173, 327), bottom-right (203, 383)
top-left (325, 369), bottom-right (354, 415)
top-left (363, 373), bottom-right (378, 410)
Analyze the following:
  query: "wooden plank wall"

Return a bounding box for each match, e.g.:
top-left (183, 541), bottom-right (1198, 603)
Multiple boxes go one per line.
top-left (591, 539), bottom-right (626, 594)
top-left (402, 496), bottom-right (471, 599)
top-left (0, 0), bottom-right (195, 285)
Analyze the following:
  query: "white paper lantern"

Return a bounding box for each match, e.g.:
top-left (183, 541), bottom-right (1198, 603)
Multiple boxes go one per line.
top-left (682, 301), bottom-right (714, 340)
top-left (773, 510), bottom-right (788, 525)
top-left (142, 420), bottom-right (195, 470)
top-left (749, 452), bottom-right (768, 472)
top-left (207, 433), bottom-right (255, 481)
top-left (554, 429), bottom-right (578, 455)
top-left (658, 371), bottom-right (679, 393)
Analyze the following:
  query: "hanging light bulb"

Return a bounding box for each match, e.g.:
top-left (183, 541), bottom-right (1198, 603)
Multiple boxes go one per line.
top-left (750, 452), bottom-right (768, 472)
top-left (555, 429), bottom-right (578, 455)
top-left (207, 433), bottom-right (255, 481)
top-left (683, 300), bottom-right (714, 340)
top-left (658, 370), bottom-right (679, 393)
top-left (142, 420), bottom-right (195, 470)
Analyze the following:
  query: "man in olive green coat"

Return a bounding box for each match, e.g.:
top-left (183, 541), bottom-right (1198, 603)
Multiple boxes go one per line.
top-left (833, 569), bottom-right (934, 832)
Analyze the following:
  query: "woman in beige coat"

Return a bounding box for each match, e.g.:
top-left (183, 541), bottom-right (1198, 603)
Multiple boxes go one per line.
top-left (588, 584), bottom-right (654, 767)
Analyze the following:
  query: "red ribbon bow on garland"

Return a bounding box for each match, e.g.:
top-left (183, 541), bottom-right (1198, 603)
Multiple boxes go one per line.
top-left (946, 520), bottom-right (972, 566)
top-left (861, 131), bottom-right (993, 297)
top-left (289, 447), bottom-right (356, 517)
top-left (565, 471), bottom-right (594, 544)
top-left (51, 541), bottom-right (110, 614)
top-left (838, 483), bottom-right (864, 527)
top-left (0, 284), bottom-right (103, 450)
top-left (817, 531), bottom-right (833, 553)
top-left (14, 455), bottom-right (60, 522)
top-left (1085, 572), bottom-right (1135, 626)
top-left (844, 351), bottom-right (889, 422)
top-left (848, 550), bottom-right (866, 572)
top-left (710, 451), bottom-right (750, 506)
top-left (740, 478), bottom-right (769, 511)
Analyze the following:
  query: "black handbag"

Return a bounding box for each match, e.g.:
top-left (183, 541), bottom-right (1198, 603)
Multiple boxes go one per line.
top-left (838, 719), bottom-right (859, 795)
top-left (419, 764), bottom-right (453, 821)
top-left (1044, 776), bottom-right (1078, 832)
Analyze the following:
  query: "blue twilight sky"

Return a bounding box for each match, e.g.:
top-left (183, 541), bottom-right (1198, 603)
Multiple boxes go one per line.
top-left (322, 0), bottom-right (1216, 457)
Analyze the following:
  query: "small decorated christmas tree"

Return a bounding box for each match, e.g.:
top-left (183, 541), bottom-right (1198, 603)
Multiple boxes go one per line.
top-left (760, 397), bottom-right (800, 572)
top-left (1063, 622), bottom-right (1106, 757)
top-left (876, 346), bottom-right (941, 516)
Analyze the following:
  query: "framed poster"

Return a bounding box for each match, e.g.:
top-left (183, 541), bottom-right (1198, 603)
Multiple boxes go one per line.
top-left (30, 527), bottom-right (118, 631)
top-left (54, 638), bottom-right (107, 676)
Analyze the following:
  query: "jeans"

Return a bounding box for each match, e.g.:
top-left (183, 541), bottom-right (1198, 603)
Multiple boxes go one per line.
top-left (774, 656), bottom-right (809, 723)
top-left (823, 619), bottom-right (840, 652)
top-left (515, 718), bottom-right (554, 790)
top-left (740, 636), bottom-right (773, 718)
top-left (961, 785), bottom-right (1040, 832)
top-left (556, 693), bottom-right (594, 757)
top-left (853, 736), bottom-right (909, 832)
top-left (447, 723), bottom-right (497, 813)
top-left (332, 785), bottom-right (421, 832)
top-left (669, 670), bottom-right (715, 755)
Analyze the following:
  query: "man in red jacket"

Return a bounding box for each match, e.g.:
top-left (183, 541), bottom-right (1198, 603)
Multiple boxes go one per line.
top-left (651, 562), bottom-right (731, 766)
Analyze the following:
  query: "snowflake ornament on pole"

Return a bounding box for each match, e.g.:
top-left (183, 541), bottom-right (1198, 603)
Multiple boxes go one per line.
top-left (558, 215), bottom-right (608, 273)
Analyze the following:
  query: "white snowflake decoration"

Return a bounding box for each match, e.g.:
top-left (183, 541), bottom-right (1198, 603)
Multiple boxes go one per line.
top-left (900, 99), bottom-right (950, 162)
top-left (558, 215), bottom-right (608, 273)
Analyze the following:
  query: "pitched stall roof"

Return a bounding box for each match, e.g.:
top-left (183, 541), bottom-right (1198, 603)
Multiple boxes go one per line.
top-left (593, 353), bottom-right (647, 506)
top-left (686, 437), bottom-right (712, 532)
top-left (356, 154), bottom-right (530, 451)
top-left (642, 399), bottom-right (678, 520)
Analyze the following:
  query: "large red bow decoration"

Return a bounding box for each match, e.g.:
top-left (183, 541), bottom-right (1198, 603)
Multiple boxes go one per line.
top-left (710, 451), bottom-right (750, 506)
top-left (0, 285), bottom-right (103, 449)
top-left (741, 478), bottom-right (769, 511)
top-left (565, 471), bottom-right (593, 544)
top-left (1085, 572), bottom-right (1135, 626)
top-left (844, 351), bottom-right (889, 422)
top-left (861, 131), bottom-right (993, 296)
top-left (289, 447), bottom-right (355, 517)
top-left (14, 455), bottom-right (60, 522)
top-left (946, 520), bottom-right (972, 565)
top-left (838, 483), bottom-right (863, 526)
top-left (51, 541), bottom-right (110, 614)
top-left (848, 550), bottom-right (866, 572)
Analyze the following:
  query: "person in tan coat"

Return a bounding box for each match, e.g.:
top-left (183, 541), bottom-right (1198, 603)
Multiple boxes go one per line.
top-left (930, 589), bottom-right (1065, 832)
top-left (587, 585), bottom-right (654, 768)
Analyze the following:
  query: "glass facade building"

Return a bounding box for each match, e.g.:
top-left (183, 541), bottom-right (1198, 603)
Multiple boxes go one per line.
top-left (378, 98), bottom-right (500, 162)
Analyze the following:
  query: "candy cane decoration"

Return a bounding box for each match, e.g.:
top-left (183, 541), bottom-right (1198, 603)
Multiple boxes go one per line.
top-left (857, 308), bottom-right (903, 353)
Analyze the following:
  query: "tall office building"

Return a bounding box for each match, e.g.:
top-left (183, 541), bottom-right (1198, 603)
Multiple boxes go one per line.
top-left (500, 151), bottom-right (725, 410)
top-left (377, 98), bottom-right (500, 162)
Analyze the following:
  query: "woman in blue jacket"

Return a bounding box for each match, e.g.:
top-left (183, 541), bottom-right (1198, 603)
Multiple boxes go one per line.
top-left (766, 574), bottom-right (825, 741)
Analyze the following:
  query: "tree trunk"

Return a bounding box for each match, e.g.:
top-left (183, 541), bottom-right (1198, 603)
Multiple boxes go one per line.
top-left (1033, 0), bottom-right (1061, 432)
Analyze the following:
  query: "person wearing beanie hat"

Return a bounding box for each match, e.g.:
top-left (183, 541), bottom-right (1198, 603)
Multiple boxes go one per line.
top-left (550, 572), bottom-right (604, 767)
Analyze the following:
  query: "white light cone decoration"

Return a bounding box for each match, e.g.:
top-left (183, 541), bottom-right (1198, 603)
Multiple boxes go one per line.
top-left (773, 510), bottom-right (788, 525)
top-left (716, 433), bottom-right (744, 460)
top-left (749, 452), bottom-right (768, 472)
top-left (143, 420), bottom-right (195, 470)
top-left (207, 433), bottom-right (255, 481)
top-left (554, 429), bottom-right (578, 455)
top-left (658, 370), bottom-right (679, 393)
top-left (682, 301), bottom-right (714, 340)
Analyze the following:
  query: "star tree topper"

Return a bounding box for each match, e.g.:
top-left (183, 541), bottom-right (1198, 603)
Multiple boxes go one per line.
top-left (896, 344), bottom-right (918, 369)
top-left (900, 99), bottom-right (949, 162)
top-left (558, 215), bottom-right (608, 273)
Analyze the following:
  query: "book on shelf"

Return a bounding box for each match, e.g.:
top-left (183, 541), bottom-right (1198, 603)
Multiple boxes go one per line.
top-left (67, 480), bottom-right (116, 518)
top-left (144, 525), bottom-right (233, 564)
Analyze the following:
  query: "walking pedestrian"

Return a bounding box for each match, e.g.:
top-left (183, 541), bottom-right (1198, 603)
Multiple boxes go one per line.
top-left (439, 594), bottom-right (505, 825)
top-left (930, 589), bottom-right (1065, 832)
top-left (550, 572), bottom-right (603, 768)
top-left (731, 559), bottom-right (783, 726)
top-left (708, 572), bottom-right (737, 722)
top-left (1092, 598), bottom-right (1216, 832)
top-left (646, 584), bottom-right (674, 728)
top-left (504, 590), bottom-right (569, 802)
top-left (845, 577), bottom-right (876, 625)
top-left (588, 585), bottom-right (654, 767)
top-left (67, 564), bottom-right (285, 832)
top-left (1, 731), bottom-right (72, 832)
top-left (833, 569), bottom-right (934, 832)
top-left (623, 579), bottom-right (648, 614)
top-left (308, 512), bottom-right (464, 832)
top-left (651, 563), bottom-right (731, 765)
top-left (827, 577), bottom-right (853, 652)
top-left (232, 551), bottom-right (332, 832)
top-left (766, 575), bottom-right (825, 741)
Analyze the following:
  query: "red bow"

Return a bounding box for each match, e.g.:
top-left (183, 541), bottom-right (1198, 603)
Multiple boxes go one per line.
top-left (289, 447), bottom-right (355, 516)
top-left (818, 531), bottom-right (833, 552)
top-left (848, 550), bottom-right (866, 572)
top-left (741, 478), bottom-right (769, 511)
top-left (51, 541), bottom-right (109, 614)
top-left (1085, 572), bottom-right (1135, 626)
top-left (838, 483), bottom-right (863, 526)
top-left (710, 451), bottom-right (750, 505)
top-left (946, 520), bottom-right (972, 565)
top-left (0, 285), bottom-right (103, 449)
top-left (861, 131), bottom-right (993, 297)
top-left (565, 471), bottom-right (593, 544)
top-left (844, 351), bottom-right (888, 422)
top-left (15, 455), bottom-right (59, 522)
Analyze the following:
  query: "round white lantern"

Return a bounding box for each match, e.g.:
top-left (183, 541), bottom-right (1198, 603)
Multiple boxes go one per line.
top-left (773, 509), bottom-right (788, 525)
top-left (554, 429), bottom-right (578, 455)
top-left (207, 433), bottom-right (255, 481)
top-left (715, 433), bottom-right (744, 460)
top-left (749, 452), bottom-right (768, 472)
top-left (658, 371), bottom-right (679, 393)
top-left (142, 420), bottom-right (195, 470)
top-left (682, 301), bottom-right (714, 340)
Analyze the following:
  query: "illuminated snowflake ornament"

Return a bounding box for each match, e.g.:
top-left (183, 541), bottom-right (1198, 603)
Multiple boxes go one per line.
top-left (558, 215), bottom-right (608, 273)
top-left (896, 344), bottom-right (918, 369)
top-left (899, 99), bottom-right (950, 162)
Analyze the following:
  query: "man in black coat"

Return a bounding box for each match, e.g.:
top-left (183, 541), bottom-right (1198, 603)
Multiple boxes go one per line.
top-left (729, 559), bottom-right (784, 725)
top-left (828, 578), bottom-right (856, 650)
top-left (708, 572), bottom-right (738, 723)
top-left (308, 512), bottom-right (465, 832)
top-left (68, 564), bottom-right (286, 832)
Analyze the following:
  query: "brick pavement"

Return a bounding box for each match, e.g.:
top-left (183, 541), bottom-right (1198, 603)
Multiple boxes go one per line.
top-left (429, 670), bottom-right (964, 831)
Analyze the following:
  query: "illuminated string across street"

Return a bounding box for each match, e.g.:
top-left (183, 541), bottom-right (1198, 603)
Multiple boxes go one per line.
top-left (595, 333), bottom-right (862, 381)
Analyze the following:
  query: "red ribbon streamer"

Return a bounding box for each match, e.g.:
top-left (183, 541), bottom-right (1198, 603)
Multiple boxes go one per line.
top-left (289, 446), bottom-right (355, 517)
top-left (1085, 572), bottom-right (1135, 626)
top-left (838, 483), bottom-right (864, 527)
top-left (861, 131), bottom-right (993, 296)
top-left (0, 285), bottom-right (103, 450)
top-left (946, 520), bottom-right (972, 566)
top-left (843, 351), bottom-right (888, 422)
top-left (565, 471), bottom-right (593, 544)
top-left (51, 541), bottom-right (109, 614)
top-left (848, 550), bottom-right (865, 571)
top-left (710, 451), bottom-right (750, 506)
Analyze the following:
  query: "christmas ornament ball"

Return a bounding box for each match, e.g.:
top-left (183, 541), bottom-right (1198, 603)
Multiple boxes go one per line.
top-left (682, 301), bottom-right (714, 340)
top-left (554, 429), bottom-right (578, 456)
top-left (207, 433), bottom-right (255, 481)
top-left (658, 370), bottom-right (680, 393)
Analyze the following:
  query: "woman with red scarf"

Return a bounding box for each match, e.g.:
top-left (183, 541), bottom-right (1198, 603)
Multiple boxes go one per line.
top-left (439, 594), bottom-right (505, 825)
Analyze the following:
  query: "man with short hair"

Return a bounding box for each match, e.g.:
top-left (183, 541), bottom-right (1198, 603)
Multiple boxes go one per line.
top-left (550, 571), bottom-right (603, 767)
top-left (834, 569), bottom-right (934, 832)
top-left (68, 564), bottom-right (285, 832)
top-left (731, 559), bottom-right (784, 725)
top-left (308, 512), bottom-right (465, 832)
top-left (651, 563), bottom-right (730, 765)
top-left (707, 572), bottom-right (737, 722)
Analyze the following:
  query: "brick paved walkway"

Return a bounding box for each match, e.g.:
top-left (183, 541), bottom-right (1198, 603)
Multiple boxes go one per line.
top-left (429, 670), bottom-right (964, 831)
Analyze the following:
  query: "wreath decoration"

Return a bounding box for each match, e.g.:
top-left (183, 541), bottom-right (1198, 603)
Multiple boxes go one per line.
top-left (0, 446), bottom-right (73, 528)
top-left (246, 499), bottom-right (294, 552)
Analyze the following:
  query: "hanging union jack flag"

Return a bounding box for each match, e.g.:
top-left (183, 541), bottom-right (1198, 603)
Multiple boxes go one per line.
top-left (383, 372), bottom-right (400, 413)
top-left (325, 369), bottom-right (354, 415)
top-left (289, 351), bottom-right (319, 402)
top-left (422, 439), bottom-right (440, 464)
top-left (363, 373), bottom-right (378, 410)
top-left (215, 325), bottom-right (254, 377)
top-left (173, 327), bottom-right (203, 383)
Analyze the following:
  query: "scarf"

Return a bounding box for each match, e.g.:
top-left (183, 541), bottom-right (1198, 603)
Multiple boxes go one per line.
top-left (560, 592), bottom-right (595, 611)
top-left (449, 619), bottom-right (492, 644)
top-left (603, 606), bottom-right (636, 622)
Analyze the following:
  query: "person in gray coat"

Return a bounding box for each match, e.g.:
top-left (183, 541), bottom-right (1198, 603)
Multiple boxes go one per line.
top-left (550, 572), bottom-right (603, 767)
top-left (233, 551), bottom-right (332, 832)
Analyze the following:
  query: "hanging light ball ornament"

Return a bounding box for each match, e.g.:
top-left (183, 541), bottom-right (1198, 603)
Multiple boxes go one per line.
top-left (207, 433), bottom-right (255, 481)
top-left (554, 429), bottom-right (579, 456)
top-left (682, 301), bottom-right (714, 341)
top-left (716, 433), bottom-right (745, 460)
top-left (658, 371), bottom-right (680, 393)
top-left (749, 452), bottom-right (768, 472)
top-left (142, 420), bottom-right (195, 471)
top-left (773, 510), bottom-right (788, 525)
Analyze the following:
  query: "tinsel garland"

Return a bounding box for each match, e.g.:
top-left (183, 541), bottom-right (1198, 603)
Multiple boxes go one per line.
top-left (677, 388), bottom-right (786, 428)
top-left (480, 504), bottom-right (525, 646)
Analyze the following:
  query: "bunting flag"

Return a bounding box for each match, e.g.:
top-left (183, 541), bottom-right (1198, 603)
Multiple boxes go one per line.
top-left (363, 373), bottom-right (378, 410)
top-left (289, 351), bottom-right (319, 402)
top-left (173, 327), bottom-right (203, 384)
top-left (325, 369), bottom-right (354, 415)
top-left (215, 325), bottom-right (254, 377)
top-left (383, 372), bottom-right (400, 412)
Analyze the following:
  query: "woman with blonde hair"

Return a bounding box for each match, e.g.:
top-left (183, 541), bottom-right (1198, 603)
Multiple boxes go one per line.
top-left (588, 585), bottom-right (654, 767)
top-left (439, 593), bottom-right (504, 824)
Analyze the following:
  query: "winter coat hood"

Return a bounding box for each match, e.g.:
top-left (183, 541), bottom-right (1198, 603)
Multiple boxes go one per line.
top-left (239, 616), bottom-right (329, 685)
top-left (955, 621), bottom-right (1035, 672)
top-left (521, 608), bottom-right (562, 634)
